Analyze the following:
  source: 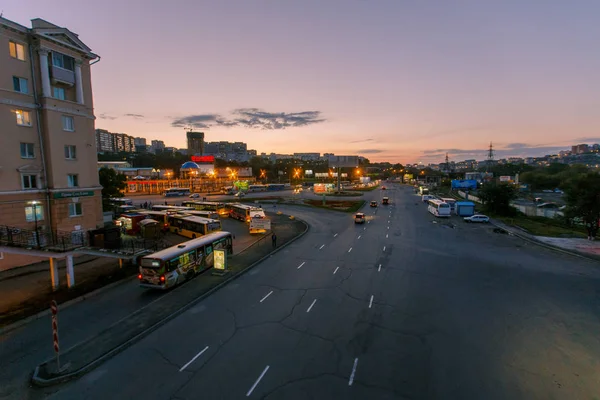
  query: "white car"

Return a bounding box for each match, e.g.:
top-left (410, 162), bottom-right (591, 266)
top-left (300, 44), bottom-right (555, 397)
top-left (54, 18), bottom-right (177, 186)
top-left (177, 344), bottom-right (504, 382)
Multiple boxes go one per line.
top-left (189, 193), bottom-right (200, 198)
top-left (464, 214), bottom-right (490, 223)
top-left (235, 191), bottom-right (245, 197)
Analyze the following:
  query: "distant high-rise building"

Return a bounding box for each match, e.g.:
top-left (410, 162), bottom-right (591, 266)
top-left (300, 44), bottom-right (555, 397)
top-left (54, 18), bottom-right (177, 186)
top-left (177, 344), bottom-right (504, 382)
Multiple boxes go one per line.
top-left (96, 129), bottom-right (115, 153)
top-left (151, 140), bottom-right (165, 153)
top-left (571, 144), bottom-right (590, 155)
top-left (134, 137), bottom-right (147, 152)
top-left (186, 131), bottom-right (204, 156)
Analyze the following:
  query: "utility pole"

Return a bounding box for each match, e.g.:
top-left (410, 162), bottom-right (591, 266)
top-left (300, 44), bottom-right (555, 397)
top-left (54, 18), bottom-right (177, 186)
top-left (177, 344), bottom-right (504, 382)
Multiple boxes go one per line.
top-left (445, 152), bottom-right (450, 174)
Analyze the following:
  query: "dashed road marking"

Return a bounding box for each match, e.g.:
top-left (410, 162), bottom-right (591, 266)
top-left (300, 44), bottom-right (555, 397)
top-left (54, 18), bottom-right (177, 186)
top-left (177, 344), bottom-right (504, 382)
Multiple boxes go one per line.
top-left (333, 266), bottom-right (339, 274)
top-left (307, 299), bottom-right (317, 313)
top-left (319, 244), bottom-right (325, 250)
top-left (383, 246), bottom-right (386, 252)
top-left (369, 295), bottom-right (374, 308)
top-left (247, 365), bottom-right (270, 397)
top-left (297, 262), bottom-right (305, 269)
top-left (348, 358), bottom-right (359, 386)
top-left (348, 247), bottom-right (353, 253)
top-left (378, 264), bottom-right (381, 272)
top-left (260, 291), bottom-right (274, 303)
top-left (179, 346), bottom-right (209, 372)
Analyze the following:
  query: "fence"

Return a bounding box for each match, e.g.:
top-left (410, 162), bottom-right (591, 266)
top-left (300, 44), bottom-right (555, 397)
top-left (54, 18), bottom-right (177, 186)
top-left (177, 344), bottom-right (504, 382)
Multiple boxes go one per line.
top-left (457, 191), bottom-right (482, 203)
top-left (0, 225), bottom-right (87, 252)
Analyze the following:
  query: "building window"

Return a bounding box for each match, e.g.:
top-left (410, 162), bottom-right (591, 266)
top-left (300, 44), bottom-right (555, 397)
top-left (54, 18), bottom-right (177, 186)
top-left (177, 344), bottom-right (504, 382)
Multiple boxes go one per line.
top-left (16, 110), bottom-right (32, 126)
top-left (52, 52), bottom-right (74, 71)
top-left (13, 77), bottom-right (28, 94)
top-left (25, 205), bottom-right (44, 222)
top-left (53, 87), bottom-right (66, 100)
top-left (67, 174), bottom-right (79, 187)
top-left (9, 41), bottom-right (25, 61)
top-left (22, 174), bottom-right (38, 190)
top-left (68, 203), bottom-right (82, 217)
top-left (62, 115), bottom-right (74, 131)
top-left (64, 145), bottom-right (77, 160)
top-left (20, 143), bottom-right (35, 159)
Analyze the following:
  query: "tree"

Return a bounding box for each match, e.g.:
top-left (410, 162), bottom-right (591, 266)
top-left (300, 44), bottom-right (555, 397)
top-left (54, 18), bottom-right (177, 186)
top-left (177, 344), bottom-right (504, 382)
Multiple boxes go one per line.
top-left (478, 182), bottom-right (518, 216)
top-left (99, 167), bottom-right (127, 199)
top-left (562, 172), bottom-right (600, 225)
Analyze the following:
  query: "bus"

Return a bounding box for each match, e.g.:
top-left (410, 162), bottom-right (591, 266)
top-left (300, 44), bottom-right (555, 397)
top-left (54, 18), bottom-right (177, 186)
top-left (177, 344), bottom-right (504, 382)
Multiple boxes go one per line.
top-left (419, 186), bottom-right (429, 195)
top-left (428, 199), bottom-right (451, 217)
top-left (138, 210), bottom-right (171, 230)
top-left (178, 210), bottom-right (220, 220)
top-left (164, 188), bottom-right (191, 197)
top-left (109, 198), bottom-right (133, 206)
top-left (167, 215), bottom-right (222, 238)
top-left (138, 231), bottom-right (233, 289)
top-left (441, 198), bottom-right (457, 213)
top-left (221, 186), bottom-right (236, 195)
top-left (151, 205), bottom-right (194, 212)
top-left (181, 201), bottom-right (229, 216)
top-left (266, 184), bottom-right (285, 191)
top-left (229, 203), bottom-right (266, 222)
top-left (248, 184), bottom-right (268, 193)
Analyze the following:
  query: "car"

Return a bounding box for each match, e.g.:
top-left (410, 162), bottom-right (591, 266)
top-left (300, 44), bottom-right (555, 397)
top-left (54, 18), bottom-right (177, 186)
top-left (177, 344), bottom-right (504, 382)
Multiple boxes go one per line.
top-left (382, 197), bottom-right (389, 205)
top-left (189, 193), bottom-right (200, 198)
top-left (381, 186), bottom-right (386, 190)
top-left (235, 191), bottom-right (245, 197)
top-left (370, 200), bottom-right (378, 207)
top-left (464, 214), bottom-right (490, 223)
top-left (354, 213), bottom-right (366, 224)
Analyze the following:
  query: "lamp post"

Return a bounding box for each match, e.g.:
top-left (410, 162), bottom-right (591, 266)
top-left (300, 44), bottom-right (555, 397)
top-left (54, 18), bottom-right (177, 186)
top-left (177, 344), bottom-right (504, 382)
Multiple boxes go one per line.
top-left (30, 201), bottom-right (40, 249)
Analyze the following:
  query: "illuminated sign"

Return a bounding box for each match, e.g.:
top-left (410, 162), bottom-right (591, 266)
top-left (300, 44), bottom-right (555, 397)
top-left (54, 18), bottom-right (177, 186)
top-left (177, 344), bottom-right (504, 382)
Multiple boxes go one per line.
top-left (191, 155), bottom-right (215, 163)
top-left (214, 249), bottom-right (227, 271)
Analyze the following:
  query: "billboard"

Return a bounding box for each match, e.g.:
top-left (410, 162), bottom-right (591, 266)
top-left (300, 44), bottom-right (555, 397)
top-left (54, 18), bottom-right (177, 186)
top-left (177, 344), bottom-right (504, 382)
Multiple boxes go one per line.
top-left (305, 170), bottom-right (313, 175)
top-left (314, 183), bottom-right (335, 193)
top-left (499, 176), bottom-right (512, 182)
top-left (451, 179), bottom-right (478, 190)
top-left (233, 181), bottom-right (249, 191)
top-left (191, 155), bottom-right (215, 163)
top-left (328, 155), bottom-right (358, 168)
top-left (250, 218), bottom-right (271, 231)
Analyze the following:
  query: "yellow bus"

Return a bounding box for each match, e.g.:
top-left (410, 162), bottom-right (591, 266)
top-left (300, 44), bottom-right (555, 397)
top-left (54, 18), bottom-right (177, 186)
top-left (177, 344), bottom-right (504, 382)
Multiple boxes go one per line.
top-left (181, 201), bottom-right (229, 216)
top-left (167, 215), bottom-right (222, 238)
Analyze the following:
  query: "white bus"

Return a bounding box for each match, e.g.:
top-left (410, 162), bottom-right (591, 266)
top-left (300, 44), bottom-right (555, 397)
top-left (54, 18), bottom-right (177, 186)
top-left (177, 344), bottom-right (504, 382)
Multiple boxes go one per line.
top-left (109, 198), bottom-right (133, 206)
top-left (181, 201), bottom-right (229, 216)
top-left (167, 215), bottom-right (222, 239)
top-left (248, 184), bottom-right (267, 193)
top-left (178, 210), bottom-right (220, 220)
top-left (428, 199), bottom-right (451, 217)
top-left (164, 188), bottom-right (191, 197)
top-left (138, 231), bottom-right (233, 289)
top-left (441, 198), bottom-right (457, 212)
top-left (229, 203), bottom-right (266, 222)
top-left (151, 205), bottom-right (194, 212)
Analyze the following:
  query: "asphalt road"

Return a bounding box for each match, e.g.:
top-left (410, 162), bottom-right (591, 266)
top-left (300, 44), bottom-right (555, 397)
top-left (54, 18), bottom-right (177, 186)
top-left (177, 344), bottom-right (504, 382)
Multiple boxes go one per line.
top-left (17, 184), bottom-right (600, 399)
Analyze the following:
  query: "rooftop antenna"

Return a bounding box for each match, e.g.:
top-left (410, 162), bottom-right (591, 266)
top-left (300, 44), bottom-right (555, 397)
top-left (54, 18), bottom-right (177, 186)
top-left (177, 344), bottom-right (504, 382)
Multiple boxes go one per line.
top-left (486, 141), bottom-right (494, 173)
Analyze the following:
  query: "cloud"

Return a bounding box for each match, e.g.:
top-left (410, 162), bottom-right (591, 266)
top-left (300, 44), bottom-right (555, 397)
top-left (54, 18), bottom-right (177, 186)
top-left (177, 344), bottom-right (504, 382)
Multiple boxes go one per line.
top-left (504, 143), bottom-right (529, 149)
top-left (350, 138), bottom-right (374, 143)
top-left (124, 113), bottom-right (145, 119)
top-left (98, 113), bottom-right (117, 120)
top-left (170, 109), bottom-right (326, 130)
top-left (572, 137), bottom-right (600, 144)
top-left (419, 145), bottom-right (571, 163)
top-left (358, 149), bottom-right (384, 154)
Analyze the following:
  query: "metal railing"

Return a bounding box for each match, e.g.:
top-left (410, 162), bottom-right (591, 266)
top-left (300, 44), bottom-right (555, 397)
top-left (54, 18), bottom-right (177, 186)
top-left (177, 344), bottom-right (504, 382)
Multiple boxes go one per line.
top-left (0, 225), bottom-right (87, 252)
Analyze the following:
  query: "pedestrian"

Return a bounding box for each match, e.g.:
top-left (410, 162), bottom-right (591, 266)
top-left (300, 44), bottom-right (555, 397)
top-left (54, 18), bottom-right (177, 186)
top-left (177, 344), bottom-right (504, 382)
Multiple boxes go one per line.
top-left (165, 200), bottom-right (167, 205)
top-left (586, 222), bottom-right (593, 241)
top-left (144, 201), bottom-right (148, 209)
top-left (271, 232), bottom-right (277, 249)
top-left (592, 222), bottom-right (598, 241)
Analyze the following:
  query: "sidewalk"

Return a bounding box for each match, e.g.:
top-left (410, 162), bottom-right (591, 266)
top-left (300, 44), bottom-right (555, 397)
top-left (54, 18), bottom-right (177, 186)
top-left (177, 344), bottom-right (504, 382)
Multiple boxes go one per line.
top-left (491, 219), bottom-right (600, 261)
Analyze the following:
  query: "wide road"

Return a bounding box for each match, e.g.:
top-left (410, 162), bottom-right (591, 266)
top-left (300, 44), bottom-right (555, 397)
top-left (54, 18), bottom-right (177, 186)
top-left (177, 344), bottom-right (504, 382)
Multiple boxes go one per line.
top-left (38, 184), bottom-right (600, 399)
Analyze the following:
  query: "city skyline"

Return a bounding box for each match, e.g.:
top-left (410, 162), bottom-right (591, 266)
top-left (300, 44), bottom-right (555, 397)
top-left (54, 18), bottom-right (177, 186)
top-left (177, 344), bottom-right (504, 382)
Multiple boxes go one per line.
top-left (6, 1), bottom-right (600, 163)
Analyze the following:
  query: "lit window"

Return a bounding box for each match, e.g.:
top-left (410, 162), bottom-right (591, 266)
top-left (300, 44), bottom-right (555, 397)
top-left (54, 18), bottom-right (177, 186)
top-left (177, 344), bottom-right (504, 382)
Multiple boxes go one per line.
top-left (25, 205), bottom-right (44, 222)
top-left (68, 203), bottom-right (82, 217)
top-left (16, 110), bottom-right (32, 126)
top-left (62, 115), bottom-right (74, 131)
top-left (13, 77), bottom-right (28, 94)
top-left (9, 41), bottom-right (25, 61)
top-left (52, 52), bottom-right (74, 71)
top-left (20, 143), bottom-right (35, 158)
top-left (53, 87), bottom-right (66, 100)
top-left (64, 145), bottom-right (77, 160)
top-left (67, 174), bottom-right (79, 187)
top-left (22, 174), bottom-right (38, 189)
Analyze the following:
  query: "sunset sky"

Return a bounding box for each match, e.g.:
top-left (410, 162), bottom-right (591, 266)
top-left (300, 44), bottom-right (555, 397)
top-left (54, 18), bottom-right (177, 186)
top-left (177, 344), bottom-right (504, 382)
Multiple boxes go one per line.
top-left (7, 0), bottom-right (600, 163)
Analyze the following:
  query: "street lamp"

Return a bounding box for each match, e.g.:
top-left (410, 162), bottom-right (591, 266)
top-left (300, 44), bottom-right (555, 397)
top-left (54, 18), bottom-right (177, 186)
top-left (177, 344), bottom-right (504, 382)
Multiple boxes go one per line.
top-left (29, 201), bottom-right (41, 249)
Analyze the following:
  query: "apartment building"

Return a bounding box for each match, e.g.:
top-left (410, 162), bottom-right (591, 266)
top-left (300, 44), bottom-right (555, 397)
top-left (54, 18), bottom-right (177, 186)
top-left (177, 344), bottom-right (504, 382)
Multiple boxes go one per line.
top-left (0, 17), bottom-right (102, 269)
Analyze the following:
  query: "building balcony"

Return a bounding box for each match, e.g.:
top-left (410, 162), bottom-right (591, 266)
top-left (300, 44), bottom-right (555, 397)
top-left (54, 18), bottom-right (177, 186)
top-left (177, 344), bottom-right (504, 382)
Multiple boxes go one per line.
top-left (51, 66), bottom-right (75, 86)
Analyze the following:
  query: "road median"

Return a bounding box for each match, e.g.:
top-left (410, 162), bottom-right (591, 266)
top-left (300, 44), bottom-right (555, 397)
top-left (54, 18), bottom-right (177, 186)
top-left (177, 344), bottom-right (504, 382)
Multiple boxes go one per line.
top-left (31, 213), bottom-right (308, 387)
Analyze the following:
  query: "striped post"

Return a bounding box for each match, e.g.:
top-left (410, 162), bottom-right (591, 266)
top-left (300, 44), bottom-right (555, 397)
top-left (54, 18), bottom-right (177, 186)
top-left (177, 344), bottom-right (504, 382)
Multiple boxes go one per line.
top-left (50, 300), bottom-right (60, 370)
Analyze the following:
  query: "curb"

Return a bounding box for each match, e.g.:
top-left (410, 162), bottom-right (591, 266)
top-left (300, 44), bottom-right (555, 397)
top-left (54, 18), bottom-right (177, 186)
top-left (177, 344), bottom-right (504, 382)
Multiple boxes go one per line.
top-left (0, 275), bottom-right (137, 336)
top-left (490, 222), bottom-right (600, 262)
top-left (31, 217), bottom-right (310, 387)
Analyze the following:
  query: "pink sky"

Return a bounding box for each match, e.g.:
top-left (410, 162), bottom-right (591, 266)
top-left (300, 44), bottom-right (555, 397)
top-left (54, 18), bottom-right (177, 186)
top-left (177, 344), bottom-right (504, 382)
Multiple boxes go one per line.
top-left (7, 0), bottom-right (600, 163)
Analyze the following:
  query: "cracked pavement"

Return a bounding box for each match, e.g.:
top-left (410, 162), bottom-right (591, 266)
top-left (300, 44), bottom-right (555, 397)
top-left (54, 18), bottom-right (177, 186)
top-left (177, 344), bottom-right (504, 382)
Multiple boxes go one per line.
top-left (32, 184), bottom-right (600, 399)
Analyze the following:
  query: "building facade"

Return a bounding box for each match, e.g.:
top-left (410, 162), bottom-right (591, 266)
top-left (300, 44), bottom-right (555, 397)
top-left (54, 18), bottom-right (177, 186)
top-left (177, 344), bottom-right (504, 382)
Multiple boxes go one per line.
top-left (571, 144), bottom-right (590, 155)
top-left (1, 17), bottom-right (102, 269)
top-left (186, 131), bottom-right (204, 156)
top-left (151, 140), bottom-right (165, 153)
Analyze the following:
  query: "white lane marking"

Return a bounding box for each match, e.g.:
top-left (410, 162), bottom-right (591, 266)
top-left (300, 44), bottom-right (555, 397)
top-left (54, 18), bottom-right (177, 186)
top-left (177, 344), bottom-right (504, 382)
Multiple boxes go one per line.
top-left (388, 220), bottom-right (390, 223)
top-left (179, 346), bottom-right (209, 372)
top-left (247, 365), bottom-right (270, 397)
top-left (387, 226), bottom-right (390, 230)
top-left (260, 291), bottom-right (273, 303)
top-left (383, 246), bottom-right (386, 252)
top-left (363, 227), bottom-right (366, 230)
top-left (357, 235), bottom-right (361, 239)
top-left (378, 264), bottom-right (381, 272)
top-left (307, 299), bottom-right (317, 313)
top-left (297, 262), bottom-right (305, 269)
top-left (369, 295), bottom-right (374, 308)
top-left (319, 244), bottom-right (325, 250)
top-left (386, 234), bottom-right (388, 238)
top-left (367, 221), bottom-right (370, 224)
top-left (333, 266), bottom-right (339, 274)
top-left (348, 247), bottom-right (353, 253)
top-left (334, 233), bottom-right (338, 237)
top-left (348, 358), bottom-right (359, 386)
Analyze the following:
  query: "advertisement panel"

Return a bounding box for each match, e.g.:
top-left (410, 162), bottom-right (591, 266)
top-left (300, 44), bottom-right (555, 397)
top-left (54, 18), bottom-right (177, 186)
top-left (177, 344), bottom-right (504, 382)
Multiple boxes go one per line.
top-left (191, 155), bottom-right (215, 163)
top-left (328, 155), bottom-right (359, 168)
top-left (234, 181), bottom-right (249, 191)
top-left (214, 249), bottom-right (227, 271)
top-left (305, 170), bottom-right (313, 175)
top-left (249, 218), bottom-right (271, 231)
top-left (499, 176), bottom-right (512, 182)
top-left (451, 179), bottom-right (478, 190)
